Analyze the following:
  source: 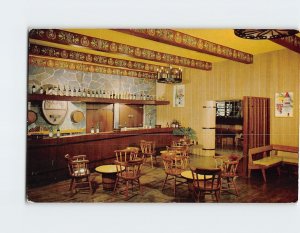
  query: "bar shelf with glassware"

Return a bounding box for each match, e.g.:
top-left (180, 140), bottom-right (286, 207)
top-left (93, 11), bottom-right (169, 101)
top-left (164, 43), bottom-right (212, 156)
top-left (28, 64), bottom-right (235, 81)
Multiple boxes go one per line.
top-left (28, 94), bottom-right (170, 105)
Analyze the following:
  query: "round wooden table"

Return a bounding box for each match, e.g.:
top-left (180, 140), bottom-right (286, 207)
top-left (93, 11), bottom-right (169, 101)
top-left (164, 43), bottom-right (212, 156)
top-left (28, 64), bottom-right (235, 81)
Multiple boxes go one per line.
top-left (95, 165), bottom-right (124, 191)
top-left (181, 170), bottom-right (213, 191)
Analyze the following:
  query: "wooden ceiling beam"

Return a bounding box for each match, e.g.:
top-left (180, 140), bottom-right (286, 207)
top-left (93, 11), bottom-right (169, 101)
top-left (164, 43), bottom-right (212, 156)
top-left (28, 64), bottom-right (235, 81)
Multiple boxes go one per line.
top-left (29, 43), bottom-right (169, 73)
top-left (29, 29), bottom-right (212, 70)
top-left (270, 35), bottom-right (300, 54)
top-left (29, 55), bottom-right (158, 80)
top-left (114, 29), bottom-right (253, 64)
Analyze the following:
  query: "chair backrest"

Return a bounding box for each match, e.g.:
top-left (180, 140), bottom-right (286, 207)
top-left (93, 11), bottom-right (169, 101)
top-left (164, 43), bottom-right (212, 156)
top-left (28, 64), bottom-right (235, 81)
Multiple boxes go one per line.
top-left (162, 152), bottom-right (189, 172)
top-left (115, 149), bottom-right (138, 162)
top-left (140, 140), bottom-right (156, 154)
top-left (167, 145), bottom-right (189, 156)
top-left (65, 154), bottom-right (89, 177)
top-left (222, 160), bottom-right (239, 177)
top-left (115, 158), bottom-right (143, 178)
top-left (191, 167), bottom-right (221, 191)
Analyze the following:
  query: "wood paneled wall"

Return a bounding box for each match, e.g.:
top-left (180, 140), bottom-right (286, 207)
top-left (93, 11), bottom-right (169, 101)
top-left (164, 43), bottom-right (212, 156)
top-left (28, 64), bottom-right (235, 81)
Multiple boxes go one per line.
top-left (156, 49), bottom-right (299, 147)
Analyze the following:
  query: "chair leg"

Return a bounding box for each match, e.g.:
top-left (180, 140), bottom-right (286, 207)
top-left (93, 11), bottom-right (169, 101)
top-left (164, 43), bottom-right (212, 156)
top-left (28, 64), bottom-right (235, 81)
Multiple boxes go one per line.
top-left (261, 169), bottom-right (267, 182)
top-left (173, 176), bottom-right (176, 197)
top-left (126, 181), bottom-right (129, 199)
top-left (162, 174), bottom-right (168, 191)
top-left (137, 178), bottom-right (143, 195)
top-left (232, 178), bottom-right (239, 196)
top-left (214, 191), bottom-right (219, 202)
top-left (113, 177), bottom-right (119, 195)
top-left (69, 178), bottom-right (74, 191)
top-left (150, 155), bottom-right (153, 168)
top-left (227, 177), bottom-right (230, 189)
top-left (87, 176), bottom-right (93, 194)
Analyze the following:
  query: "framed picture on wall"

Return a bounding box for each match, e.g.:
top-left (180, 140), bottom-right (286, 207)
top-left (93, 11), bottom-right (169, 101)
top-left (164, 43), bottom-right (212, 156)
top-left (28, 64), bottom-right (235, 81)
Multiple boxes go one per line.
top-left (275, 92), bottom-right (293, 117)
top-left (173, 84), bottom-right (185, 107)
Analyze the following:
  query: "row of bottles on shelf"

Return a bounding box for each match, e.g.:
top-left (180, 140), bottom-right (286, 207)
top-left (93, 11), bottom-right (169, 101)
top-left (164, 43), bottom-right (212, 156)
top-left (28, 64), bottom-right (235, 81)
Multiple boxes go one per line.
top-left (31, 84), bottom-right (156, 100)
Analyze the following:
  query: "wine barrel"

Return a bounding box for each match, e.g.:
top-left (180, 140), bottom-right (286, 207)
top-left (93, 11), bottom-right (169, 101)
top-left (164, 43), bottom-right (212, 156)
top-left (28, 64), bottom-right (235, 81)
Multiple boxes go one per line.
top-left (71, 110), bottom-right (85, 123)
top-left (27, 110), bottom-right (37, 125)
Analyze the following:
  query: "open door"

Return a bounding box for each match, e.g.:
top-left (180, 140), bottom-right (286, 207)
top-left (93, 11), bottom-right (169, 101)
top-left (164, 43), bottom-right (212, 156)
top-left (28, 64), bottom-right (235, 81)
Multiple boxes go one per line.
top-left (242, 96), bottom-right (270, 176)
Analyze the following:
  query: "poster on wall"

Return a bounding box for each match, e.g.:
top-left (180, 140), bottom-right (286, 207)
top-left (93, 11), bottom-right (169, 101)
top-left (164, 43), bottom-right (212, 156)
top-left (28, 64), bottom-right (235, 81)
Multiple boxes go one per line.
top-left (173, 84), bottom-right (185, 107)
top-left (275, 92), bottom-right (293, 117)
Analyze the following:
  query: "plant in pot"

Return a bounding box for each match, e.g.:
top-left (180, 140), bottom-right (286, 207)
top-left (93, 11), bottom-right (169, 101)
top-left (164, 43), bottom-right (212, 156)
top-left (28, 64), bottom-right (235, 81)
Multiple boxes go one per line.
top-left (172, 127), bottom-right (198, 144)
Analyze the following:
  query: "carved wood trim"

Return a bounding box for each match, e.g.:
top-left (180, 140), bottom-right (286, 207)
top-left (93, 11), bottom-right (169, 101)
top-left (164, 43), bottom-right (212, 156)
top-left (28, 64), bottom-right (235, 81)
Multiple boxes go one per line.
top-left (271, 35), bottom-right (300, 54)
top-left (29, 29), bottom-right (212, 70)
top-left (29, 55), bottom-right (157, 79)
top-left (29, 44), bottom-right (168, 73)
top-left (114, 29), bottom-right (253, 64)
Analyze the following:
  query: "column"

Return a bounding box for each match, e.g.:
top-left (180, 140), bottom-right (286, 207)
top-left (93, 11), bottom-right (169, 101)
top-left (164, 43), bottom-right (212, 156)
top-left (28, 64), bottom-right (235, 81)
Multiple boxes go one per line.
top-left (202, 100), bottom-right (216, 156)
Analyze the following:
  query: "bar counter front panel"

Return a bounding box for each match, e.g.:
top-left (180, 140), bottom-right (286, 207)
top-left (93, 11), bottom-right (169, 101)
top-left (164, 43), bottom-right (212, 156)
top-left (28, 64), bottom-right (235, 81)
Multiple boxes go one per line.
top-left (27, 128), bottom-right (177, 186)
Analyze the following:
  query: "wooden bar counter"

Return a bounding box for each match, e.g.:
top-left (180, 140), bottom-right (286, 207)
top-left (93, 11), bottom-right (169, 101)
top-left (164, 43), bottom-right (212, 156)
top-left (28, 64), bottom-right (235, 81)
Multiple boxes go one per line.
top-left (27, 127), bottom-right (176, 186)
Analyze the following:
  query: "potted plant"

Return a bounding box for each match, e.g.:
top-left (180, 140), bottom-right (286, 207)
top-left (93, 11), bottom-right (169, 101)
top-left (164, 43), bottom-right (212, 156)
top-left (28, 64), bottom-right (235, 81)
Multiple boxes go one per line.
top-left (172, 127), bottom-right (198, 142)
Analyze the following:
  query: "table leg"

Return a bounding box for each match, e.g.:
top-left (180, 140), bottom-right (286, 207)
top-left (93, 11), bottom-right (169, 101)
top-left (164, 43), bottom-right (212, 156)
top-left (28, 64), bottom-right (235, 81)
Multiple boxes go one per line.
top-left (102, 173), bottom-right (117, 191)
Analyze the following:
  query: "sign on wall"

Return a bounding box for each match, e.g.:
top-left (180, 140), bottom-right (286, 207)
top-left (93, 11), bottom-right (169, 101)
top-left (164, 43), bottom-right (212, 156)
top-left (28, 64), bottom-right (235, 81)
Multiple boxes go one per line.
top-left (42, 100), bottom-right (68, 124)
top-left (173, 85), bottom-right (185, 107)
top-left (275, 92), bottom-right (293, 117)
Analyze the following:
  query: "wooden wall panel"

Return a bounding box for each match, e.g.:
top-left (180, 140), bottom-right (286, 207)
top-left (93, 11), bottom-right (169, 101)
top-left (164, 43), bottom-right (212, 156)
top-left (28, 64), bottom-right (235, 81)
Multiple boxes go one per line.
top-left (157, 49), bottom-right (299, 147)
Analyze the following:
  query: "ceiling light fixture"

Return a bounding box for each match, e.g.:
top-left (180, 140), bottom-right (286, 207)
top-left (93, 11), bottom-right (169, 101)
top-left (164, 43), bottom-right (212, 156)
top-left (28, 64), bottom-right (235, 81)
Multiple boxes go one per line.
top-left (157, 66), bottom-right (182, 84)
top-left (234, 29), bottom-right (299, 40)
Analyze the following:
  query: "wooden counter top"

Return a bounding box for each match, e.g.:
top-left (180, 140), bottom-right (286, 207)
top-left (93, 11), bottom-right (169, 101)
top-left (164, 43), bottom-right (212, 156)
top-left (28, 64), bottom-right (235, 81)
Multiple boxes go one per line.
top-left (27, 127), bottom-right (173, 146)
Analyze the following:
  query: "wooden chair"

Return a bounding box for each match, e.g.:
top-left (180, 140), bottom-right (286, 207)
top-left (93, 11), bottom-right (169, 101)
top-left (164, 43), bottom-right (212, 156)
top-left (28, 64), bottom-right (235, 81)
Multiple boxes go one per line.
top-left (65, 154), bottom-right (92, 194)
top-left (191, 167), bottom-right (222, 202)
top-left (140, 140), bottom-right (156, 168)
top-left (167, 145), bottom-right (189, 156)
top-left (113, 158), bottom-right (144, 199)
top-left (115, 148), bottom-right (138, 162)
top-left (161, 152), bottom-right (189, 196)
top-left (221, 157), bottom-right (240, 196)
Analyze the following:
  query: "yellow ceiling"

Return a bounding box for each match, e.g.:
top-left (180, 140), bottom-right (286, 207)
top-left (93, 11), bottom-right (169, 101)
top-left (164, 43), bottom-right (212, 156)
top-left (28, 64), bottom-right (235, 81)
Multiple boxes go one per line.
top-left (30, 29), bottom-right (299, 66)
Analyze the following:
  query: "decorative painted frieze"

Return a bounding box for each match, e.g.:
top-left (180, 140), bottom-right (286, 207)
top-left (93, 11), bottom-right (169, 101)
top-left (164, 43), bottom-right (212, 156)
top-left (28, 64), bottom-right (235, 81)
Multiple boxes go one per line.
top-left (29, 29), bottom-right (212, 70)
top-left (29, 44), bottom-right (168, 73)
top-left (271, 35), bottom-right (300, 54)
top-left (29, 56), bottom-right (157, 79)
top-left (115, 29), bottom-right (253, 64)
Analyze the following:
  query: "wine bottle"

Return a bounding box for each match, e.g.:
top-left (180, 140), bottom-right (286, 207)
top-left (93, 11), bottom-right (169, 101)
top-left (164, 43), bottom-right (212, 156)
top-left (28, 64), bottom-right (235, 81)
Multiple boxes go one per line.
top-left (63, 86), bottom-right (66, 96)
top-left (57, 128), bottom-right (61, 138)
top-left (87, 89), bottom-right (91, 97)
top-left (57, 86), bottom-right (61, 96)
top-left (77, 87), bottom-right (81, 97)
top-left (31, 84), bottom-right (36, 94)
top-left (82, 88), bottom-right (86, 97)
top-left (73, 87), bottom-right (77, 96)
top-left (96, 90), bottom-right (99, 98)
top-left (103, 90), bottom-right (106, 98)
top-left (68, 86), bottom-right (72, 96)
top-left (39, 86), bottom-right (44, 94)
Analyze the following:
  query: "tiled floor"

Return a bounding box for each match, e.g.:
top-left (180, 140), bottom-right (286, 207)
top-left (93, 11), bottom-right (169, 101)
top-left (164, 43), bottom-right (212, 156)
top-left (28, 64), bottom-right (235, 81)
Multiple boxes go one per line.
top-left (27, 151), bottom-right (298, 203)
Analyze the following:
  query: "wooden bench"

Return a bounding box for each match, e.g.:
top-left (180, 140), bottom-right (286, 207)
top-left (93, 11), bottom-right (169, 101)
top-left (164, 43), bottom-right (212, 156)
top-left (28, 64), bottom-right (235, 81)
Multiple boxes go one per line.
top-left (248, 144), bottom-right (298, 182)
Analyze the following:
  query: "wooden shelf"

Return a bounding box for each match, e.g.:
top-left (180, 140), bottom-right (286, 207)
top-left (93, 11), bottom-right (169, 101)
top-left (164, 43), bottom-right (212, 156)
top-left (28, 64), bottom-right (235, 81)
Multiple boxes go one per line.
top-left (28, 94), bottom-right (170, 105)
